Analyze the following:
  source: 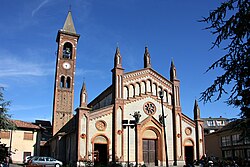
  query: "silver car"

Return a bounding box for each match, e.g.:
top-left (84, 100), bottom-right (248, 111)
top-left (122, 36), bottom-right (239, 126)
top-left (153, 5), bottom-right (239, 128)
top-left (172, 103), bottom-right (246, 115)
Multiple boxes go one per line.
top-left (29, 156), bottom-right (63, 167)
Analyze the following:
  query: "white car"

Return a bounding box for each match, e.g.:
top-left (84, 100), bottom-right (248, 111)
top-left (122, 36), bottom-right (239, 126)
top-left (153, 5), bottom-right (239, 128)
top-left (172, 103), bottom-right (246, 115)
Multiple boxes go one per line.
top-left (29, 156), bottom-right (63, 167)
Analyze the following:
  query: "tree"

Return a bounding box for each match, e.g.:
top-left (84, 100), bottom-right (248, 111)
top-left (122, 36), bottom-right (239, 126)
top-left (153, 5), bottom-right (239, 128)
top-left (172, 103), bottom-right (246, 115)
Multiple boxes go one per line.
top-left (0, 87), bottom-right (16, 162)
top-left (0, 87), bottom-right (16, 130)
top-left (199, 0), bottom-right (249, 138)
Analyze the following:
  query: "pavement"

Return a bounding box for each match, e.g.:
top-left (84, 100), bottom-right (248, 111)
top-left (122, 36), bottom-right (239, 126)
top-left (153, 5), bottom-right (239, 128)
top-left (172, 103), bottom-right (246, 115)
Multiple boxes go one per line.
top-left (8, 163), bottom-right (186, 167)
top-left (9, 164), bottom-right (23, 167)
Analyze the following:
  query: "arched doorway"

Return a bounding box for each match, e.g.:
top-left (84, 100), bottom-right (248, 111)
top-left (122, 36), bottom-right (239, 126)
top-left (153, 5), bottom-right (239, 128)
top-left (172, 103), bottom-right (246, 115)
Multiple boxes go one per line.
top-left (142, 129), bottom-right (159, 166)
top-left (184, 139), bottom-right (194, 166)
top-left (93, 135), bottom-right (108, 166)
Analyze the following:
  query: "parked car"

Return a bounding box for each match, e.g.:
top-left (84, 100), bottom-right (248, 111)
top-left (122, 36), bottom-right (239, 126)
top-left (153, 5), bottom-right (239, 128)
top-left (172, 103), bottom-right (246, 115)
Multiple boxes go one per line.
top-left (29, 156), bottom-right (63, 167)
top-left (24, 156), bottom-right (37, 164)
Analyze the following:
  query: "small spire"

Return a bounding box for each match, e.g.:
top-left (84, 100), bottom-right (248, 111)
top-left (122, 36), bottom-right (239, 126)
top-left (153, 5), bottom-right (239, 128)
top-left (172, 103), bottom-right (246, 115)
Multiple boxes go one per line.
top-left (170, 58), bottom-right (177, 81)
top-left (144, 46), bottom-right (151, 68)
top-left (115, 47), bottom-right (120, 55)
top-left (194, 99), bottom-right (201, 120)
top-left (80, 81), bottom-right (87, 107)
top-left (114, 47), bottom-right (122, 68)
top-left (62, 11), bottom-right (76, 34)
top-left (171, 58), bottom-right (175, 67)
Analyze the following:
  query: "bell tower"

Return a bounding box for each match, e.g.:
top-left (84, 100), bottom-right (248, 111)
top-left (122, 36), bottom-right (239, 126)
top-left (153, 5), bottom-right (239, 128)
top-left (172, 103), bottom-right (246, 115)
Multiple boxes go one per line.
top-left (52, 11), bottom-right (80, 135)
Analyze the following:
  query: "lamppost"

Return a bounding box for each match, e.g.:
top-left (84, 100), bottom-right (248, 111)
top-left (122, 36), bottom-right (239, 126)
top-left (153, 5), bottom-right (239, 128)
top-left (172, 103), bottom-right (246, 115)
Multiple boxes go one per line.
top-left (131, 111), bottom-right (141, 167)
top-left (159, 90), bottom-right (169, 167)
top-left (122, 120), bottom-right (135, 167)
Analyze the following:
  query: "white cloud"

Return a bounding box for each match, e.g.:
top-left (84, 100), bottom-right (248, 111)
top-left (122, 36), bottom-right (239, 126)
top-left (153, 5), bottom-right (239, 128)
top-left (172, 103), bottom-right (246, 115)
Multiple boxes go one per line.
top-left (32, 0), bottom-right (50, 17)
top-left (0, 56), bottom-right (53, 78)
top-left (0, 83), bottom-right (9, 88)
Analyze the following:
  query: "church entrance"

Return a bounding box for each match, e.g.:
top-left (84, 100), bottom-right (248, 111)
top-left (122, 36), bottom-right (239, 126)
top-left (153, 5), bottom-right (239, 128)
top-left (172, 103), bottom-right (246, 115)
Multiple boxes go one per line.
top-left (184, 146), bottom-right (194, 166)
top-left (184, 139), bottom-right (194, 166)
top-left (93, 135), bottom-right (108, 167)
top-left (94, 143), bottom-right (108, 166)
top-left (143, 139), bottom-right (158, 166)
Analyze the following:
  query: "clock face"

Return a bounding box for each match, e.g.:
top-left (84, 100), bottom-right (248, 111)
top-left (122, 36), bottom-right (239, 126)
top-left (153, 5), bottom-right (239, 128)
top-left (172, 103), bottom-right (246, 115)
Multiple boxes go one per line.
top-left (62, 62), bottom-right (71, 69)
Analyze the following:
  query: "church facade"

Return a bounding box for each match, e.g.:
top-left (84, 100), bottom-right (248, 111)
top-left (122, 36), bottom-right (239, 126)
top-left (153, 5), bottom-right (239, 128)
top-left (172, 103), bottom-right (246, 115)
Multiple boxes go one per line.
top-left (49, 11), bottom-right (205, 167)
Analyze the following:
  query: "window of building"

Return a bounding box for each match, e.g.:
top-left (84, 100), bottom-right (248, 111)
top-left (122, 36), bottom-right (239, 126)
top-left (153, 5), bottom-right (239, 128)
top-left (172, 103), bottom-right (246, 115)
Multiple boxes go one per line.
top-left (66, 77), bottom-right (70, 88)
top-left (247, 149), bottom-right (250, 159)
top-left (223, 150), bottom-right (232, 158)
top-left (0, 131), bottom-right (10, 139)
top-left (232, 134), bottom-right (243, 145)
top-left (221, 136), bottom-right (231, 147)
top-left (60, 76), bottom-right (65, 88)
top-left (216, 120), bottom-right (224, 126)
top-left (23, 132), bottom-right (33, 140)
top-left (245, 137), bottom-right (250, 144)
top-left (207, 120), bottom-right (215, 126)
top-left (234, 149), bottom-right (244, 158)
top-left (63, 42), bottom-right (72, 59)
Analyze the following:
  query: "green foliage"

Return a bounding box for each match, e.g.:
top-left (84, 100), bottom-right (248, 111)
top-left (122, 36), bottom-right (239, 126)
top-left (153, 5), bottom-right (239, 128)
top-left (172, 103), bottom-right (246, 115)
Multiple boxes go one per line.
top-left (199, 0), bottom-right (249, 137)
top-left (0, 87), bottom-right (16, 130)
top-left (0, 142), bottom-right (8, 162)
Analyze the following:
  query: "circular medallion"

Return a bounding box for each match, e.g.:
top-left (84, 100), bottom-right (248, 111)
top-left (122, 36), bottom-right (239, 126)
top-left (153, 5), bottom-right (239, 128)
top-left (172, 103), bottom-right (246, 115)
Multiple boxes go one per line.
top-left (143, 102), bottom-right (156, 116)
top-left (185, 127), bottom-right (192, 136)
top-left (62, 62), bottom-right (71, 69)
top-left (95, 120), bottom-right (107, 131)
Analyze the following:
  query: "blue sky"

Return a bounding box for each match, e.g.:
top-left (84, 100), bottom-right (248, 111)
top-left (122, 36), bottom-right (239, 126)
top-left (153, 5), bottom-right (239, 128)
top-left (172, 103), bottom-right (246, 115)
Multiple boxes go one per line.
top-left (0, 0), bottom-right (239, 123)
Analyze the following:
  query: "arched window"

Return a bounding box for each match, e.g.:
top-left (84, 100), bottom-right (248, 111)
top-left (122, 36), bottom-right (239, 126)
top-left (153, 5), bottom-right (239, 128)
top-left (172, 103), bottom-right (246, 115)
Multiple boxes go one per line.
top-left (135, 82), bottom-right (140, 96)
top-left (123, 86), bottom-right (129, 99)
top-left (146, 79), bottom-right (152, 93)
top-left (63, 42), bottom-right (73, 59)
top-left (141, 81), bottom-right (146, 94)
top-left (129, 84), bottom-right (135, 98)
top-left (152, 83), bottom-right (157, 96)
top-left (66, 77), bottom-right (71, 88)
top-left (60, 76), bottom-right (65, 88)
top-left (164, 90), bottom-right (168, 103)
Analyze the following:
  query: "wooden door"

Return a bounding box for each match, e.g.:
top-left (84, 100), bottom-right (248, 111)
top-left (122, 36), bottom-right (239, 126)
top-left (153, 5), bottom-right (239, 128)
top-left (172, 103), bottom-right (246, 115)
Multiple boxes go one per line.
top-left (143, 139), bottom-right (157, 166)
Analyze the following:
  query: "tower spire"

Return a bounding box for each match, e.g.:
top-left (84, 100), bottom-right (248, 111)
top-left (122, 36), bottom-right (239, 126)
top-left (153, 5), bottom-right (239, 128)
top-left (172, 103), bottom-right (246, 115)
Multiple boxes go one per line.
top-left (170, 58), bottom-right (177, 81)
top-left (144, 46), bottom-right (151, 68)
top-left (114, 47), bottom-right (122, 68)
top-left (80, 81), bottom-right (87, 107)
top-left (62, 11), bottom-right (76, 34)
top-left (194, 99), bottom-right (201, 120)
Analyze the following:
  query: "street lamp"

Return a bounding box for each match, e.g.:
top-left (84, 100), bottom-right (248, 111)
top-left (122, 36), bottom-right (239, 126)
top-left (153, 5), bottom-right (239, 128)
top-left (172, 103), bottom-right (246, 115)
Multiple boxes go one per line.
top-left (122, 120), bottom-right (135, 167)
top-left (131, 111), bottom-right (141, 167)
top-left (159, 90), bottom-right (169, 167)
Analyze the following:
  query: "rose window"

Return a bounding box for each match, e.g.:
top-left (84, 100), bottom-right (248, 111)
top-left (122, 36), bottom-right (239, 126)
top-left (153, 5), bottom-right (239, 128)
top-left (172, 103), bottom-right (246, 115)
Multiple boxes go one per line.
top-left (143, 102), bottom-right (156, 115)
top-left (95, 120), bottom-right (107, 131)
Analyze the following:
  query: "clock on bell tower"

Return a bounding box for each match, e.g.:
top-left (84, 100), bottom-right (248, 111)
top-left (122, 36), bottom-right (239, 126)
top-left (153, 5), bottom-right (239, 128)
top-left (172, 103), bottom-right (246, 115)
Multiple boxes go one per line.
top-left (52, 11), bottom-right (80, 135)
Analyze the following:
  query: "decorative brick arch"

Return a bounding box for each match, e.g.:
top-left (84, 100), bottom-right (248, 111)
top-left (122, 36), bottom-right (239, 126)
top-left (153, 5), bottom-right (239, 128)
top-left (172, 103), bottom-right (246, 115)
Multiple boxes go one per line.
top-left (183, 137), bottom-right (194, 146)
top-left (91, 134), bottom-right (110, 162)
top-left (140, 126), bottom-right (163, 164)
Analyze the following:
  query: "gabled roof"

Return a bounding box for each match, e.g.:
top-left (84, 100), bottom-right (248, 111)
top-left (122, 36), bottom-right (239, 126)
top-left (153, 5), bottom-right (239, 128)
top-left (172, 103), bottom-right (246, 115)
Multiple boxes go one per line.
top-left (123, 68), bottom-right (172, 88)
top-left (11, 120), bottom-right (41, 130)
top-left (88, 85), bottom-right (113, 108)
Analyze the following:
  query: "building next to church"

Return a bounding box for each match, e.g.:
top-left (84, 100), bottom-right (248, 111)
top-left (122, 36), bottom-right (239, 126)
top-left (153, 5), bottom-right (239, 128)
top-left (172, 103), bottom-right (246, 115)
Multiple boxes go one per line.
top-left (0, 120), bottom-right (42, 164)
top-left (49, 11), bottom-right (205, 166)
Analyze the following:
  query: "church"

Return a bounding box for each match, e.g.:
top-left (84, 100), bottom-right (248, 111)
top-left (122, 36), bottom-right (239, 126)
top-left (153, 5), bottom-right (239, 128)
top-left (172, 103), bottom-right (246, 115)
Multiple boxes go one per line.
top-left (49, 11), bottom-right (205, 167)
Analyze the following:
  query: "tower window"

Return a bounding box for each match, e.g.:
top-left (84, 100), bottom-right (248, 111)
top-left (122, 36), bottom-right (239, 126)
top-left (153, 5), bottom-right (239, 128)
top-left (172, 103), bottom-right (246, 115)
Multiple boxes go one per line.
top-left (63, 42), bottom-right (73, 59)
top-left (60, 76), bottom-right (65, 88)
top-left (66, 77), bottom-right (71, 88)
